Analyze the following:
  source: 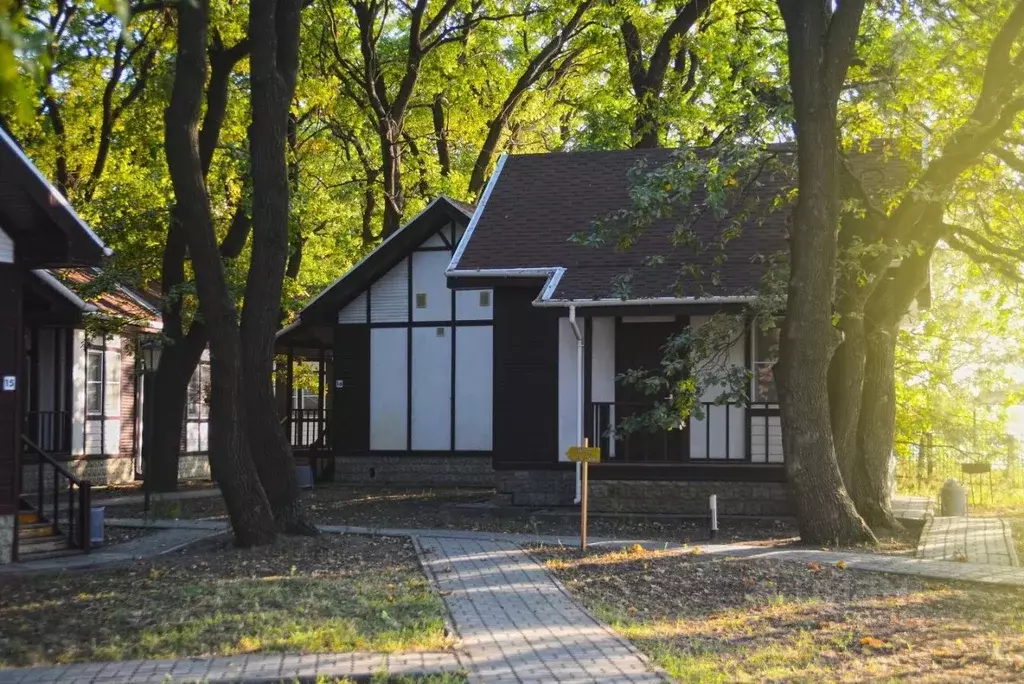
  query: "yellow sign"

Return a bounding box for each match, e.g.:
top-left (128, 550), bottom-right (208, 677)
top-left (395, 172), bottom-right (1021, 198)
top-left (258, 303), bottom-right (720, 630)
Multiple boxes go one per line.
top-left (566, 446), bottom-right (601, 463)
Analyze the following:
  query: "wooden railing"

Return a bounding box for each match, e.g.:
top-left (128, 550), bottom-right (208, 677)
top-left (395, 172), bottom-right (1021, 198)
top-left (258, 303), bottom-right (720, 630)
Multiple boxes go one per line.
top-left (19, 436), bottom-right (92, 556)
top-left (588, 401), bottom-right (782, 463)
top-left (286, 408), bottom-right (331, 450)
top-left (24, 410), bottom-right (72, 454)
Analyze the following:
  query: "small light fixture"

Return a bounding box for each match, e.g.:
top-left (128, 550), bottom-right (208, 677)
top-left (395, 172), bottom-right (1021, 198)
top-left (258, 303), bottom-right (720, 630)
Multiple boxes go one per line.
top-left (140, 338), bottom-right (163, 372)
top-left (415, 293), bottom-right (427, 308)
top-left (479, 291), bottom-right (490, 307)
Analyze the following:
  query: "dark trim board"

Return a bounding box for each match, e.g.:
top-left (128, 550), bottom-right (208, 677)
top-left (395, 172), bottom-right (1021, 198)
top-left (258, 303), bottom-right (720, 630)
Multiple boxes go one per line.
top-left (338, 450), bottom-right (492, 459)
top-left (366, 319), bottom-right (493, 329)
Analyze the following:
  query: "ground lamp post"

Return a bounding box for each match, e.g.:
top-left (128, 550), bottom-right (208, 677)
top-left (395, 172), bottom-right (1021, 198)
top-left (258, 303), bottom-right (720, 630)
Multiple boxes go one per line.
top-left (139, 338), bottom-right (162, 517)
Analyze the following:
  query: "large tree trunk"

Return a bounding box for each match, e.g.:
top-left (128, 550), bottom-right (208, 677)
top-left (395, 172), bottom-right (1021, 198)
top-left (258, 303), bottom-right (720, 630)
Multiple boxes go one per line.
top-left (147, 331), bottom-right (205, 491)
top-left (853, 320), bottom-right (899, 528)
top-left (164, 0), bottom-right (275, 547)
top-left (242, 0), bottom-right (315, 535)
top-left (828, 300), bottom-right (866, 493)
top-left (775, 0), bottom-right (873, 545)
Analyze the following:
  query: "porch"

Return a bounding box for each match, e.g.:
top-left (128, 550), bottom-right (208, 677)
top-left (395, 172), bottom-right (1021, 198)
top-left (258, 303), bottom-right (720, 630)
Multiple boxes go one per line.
top-left (275, 331), bottom-right (334, 480)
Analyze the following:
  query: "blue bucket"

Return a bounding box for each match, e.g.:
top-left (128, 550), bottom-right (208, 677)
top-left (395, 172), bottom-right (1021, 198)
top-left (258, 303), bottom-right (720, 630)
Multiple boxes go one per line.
top-left (90, 506), bottom-right (105, 545)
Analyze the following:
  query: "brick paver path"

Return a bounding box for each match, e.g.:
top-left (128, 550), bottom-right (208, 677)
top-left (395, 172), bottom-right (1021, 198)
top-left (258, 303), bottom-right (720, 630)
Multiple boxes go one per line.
top-left (917, 516), bottom-right (1019, 567)
top-left (892, 494), bottom-right (935, 522)
top-left (0, 651), bottom-right (460, 684)
top-left (417, 535), bottom-right (665, 683)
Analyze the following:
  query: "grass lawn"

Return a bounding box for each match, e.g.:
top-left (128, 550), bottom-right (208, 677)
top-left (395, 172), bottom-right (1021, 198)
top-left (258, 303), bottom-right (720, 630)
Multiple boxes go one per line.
top-left (533, 544), bottom-right (1024, 682)
top-left (0, 534), bottom-right (453, 668)
top-left (104, 485), bottom-right (800, 545)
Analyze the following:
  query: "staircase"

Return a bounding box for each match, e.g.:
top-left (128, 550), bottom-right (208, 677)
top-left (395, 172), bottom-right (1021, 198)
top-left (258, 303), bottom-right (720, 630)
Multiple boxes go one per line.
top-left (16, 436), bottom-right (92, 562)
top-left (16, 507), bottom-right (76, 560)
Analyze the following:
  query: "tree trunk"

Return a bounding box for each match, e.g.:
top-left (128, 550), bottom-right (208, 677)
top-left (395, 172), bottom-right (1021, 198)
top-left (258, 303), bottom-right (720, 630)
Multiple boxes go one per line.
top-left (380, 125), bottom-right (403, 237)
top-left (775, 0), bottom-right (873, 545)
top-left (853, 320), bottom-right (899, 528)
top-left (147, 332), bottom-right (205, 491)
top-left (828, 306), bottom-right (866, 493)
top-left (164, 0), bottom-right (275, 547)
top-left (243, 0), bottom-right (315, 535)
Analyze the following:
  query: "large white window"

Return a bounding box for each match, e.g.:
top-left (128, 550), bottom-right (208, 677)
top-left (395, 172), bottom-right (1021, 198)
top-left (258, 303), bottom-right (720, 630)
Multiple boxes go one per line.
top-left (85, 347), bottom-right (120, 416)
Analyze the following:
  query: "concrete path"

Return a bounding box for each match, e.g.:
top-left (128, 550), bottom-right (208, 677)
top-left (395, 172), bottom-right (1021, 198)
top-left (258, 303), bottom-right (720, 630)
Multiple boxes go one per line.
top-left (0, 527), bottom-right (221, 576)
top-left (892, 494), bottom-right (935, 522)
top-left (417, 535), bottom-right (664, 683)
top-left (0, 651), bottom-right (461, 684)
top-left (917, 515), bottom-right (1019, 567)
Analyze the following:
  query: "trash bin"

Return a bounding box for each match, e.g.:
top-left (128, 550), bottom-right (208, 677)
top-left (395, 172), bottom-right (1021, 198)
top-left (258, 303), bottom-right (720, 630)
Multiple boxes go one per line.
top-left (90, 506), bottom-right (105, 546)
top-left (296, 464), bottom-right (315, 490)
top-left (940, 480), bottom-right (967, 516)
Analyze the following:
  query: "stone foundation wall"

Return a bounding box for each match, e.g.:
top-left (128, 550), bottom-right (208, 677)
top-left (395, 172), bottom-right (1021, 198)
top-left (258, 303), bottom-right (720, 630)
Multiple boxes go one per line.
top-left (495, 470), bottom-right (576, 507)
top-left (0, 515), bottom-right (12, 564)
top-left (590, 480), bottom-right (793, 516)
top-left (178, 455), bottom-right (211, 481)
top-left (22, 454), bottom-right (211, 490)
top-left (335, 455), bottom-right (494, 487)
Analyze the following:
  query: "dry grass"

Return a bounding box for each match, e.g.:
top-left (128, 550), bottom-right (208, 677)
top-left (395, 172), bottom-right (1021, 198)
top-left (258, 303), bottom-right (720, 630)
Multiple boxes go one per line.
top-left (533, 544), bottom-right (1024, 682)
top-left (0, 534), bottom-right (452, 668)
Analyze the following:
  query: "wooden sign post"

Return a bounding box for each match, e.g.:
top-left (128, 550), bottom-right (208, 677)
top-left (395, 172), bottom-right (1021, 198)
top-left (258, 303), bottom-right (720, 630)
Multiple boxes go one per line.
top-left (566, 439), bottom-right (600, 550)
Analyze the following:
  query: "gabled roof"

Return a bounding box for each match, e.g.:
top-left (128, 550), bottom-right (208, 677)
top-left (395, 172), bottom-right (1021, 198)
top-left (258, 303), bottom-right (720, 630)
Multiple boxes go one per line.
top-left (31, 268), bottom-right (162, 332)
top-left (447, 149), bottom-right (794, 306)
top-left (293, 195), bottom-right (474, 326)
top-left (0, 126), bottom-right (110, 266)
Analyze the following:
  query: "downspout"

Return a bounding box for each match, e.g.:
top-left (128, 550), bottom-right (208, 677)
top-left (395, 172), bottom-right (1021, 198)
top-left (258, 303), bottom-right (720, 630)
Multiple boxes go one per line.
top-left (569, 305), bottom-right (583, 504)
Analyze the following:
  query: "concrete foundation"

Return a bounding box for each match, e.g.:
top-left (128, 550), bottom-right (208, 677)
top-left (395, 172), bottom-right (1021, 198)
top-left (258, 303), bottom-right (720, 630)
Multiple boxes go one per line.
top-left (495, 469), bottom-right (577, 507)
top-left (335, 455), bottom-right (494, 487)
top-left (590, 480), bottom-right (793, 516)
top-left (0, 514), bottom-right (13, 564)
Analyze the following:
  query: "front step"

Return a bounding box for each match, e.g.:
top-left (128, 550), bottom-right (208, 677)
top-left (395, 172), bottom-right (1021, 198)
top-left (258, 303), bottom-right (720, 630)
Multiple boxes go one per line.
top-left (18, 528), bottom-right (72, 557)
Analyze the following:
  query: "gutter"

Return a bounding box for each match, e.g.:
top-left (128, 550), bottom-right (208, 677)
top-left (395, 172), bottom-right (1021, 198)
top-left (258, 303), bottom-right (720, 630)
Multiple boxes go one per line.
top-left (568, 305), bottom-right (584, 505)
top-left (31, 269), bottom-right (96, 312)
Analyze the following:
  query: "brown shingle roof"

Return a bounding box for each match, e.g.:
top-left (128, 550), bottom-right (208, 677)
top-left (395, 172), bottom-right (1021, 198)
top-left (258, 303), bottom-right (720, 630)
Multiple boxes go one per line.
top-left (451, 149), bottom-right (794, 302)
top-left (51, 268), bottom-right (162, 331)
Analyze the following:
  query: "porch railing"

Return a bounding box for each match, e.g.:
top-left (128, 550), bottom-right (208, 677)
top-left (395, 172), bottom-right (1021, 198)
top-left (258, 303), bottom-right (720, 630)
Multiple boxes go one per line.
top-left (286, 408), bottom-right (331, 450)
top-left (19, 436), bottom-right (92, 557)
top-left (589, 401), bottom-right (782, 464)
top-left (24, 410), bottom-right (72, 454)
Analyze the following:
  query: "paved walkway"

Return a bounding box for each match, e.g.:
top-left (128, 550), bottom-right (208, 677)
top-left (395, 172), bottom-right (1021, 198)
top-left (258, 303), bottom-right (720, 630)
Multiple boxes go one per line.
top-left (917, 515), bottom-right (1020, 567)
top-left (417, 535), bottom-right (664, 683)
top-left (0, 651), bottom-right (461, 683)
top-left (892, 494), bottom-right (935, 522)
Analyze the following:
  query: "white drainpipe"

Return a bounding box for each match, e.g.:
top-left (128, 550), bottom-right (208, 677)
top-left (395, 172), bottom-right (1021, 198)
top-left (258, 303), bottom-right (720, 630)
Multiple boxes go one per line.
top-left (569, 305), bottom-right (584, 504)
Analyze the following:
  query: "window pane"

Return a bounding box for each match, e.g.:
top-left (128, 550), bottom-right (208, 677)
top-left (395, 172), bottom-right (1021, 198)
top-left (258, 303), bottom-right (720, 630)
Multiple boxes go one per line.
top-left (86, 384), bottom-right (102, 415)
top-left (199, 364), bottom-right (211, 418)
top-left (86, 351), bottom-right (102, 382)
top-left (754, 325), bottom-right (779, 403)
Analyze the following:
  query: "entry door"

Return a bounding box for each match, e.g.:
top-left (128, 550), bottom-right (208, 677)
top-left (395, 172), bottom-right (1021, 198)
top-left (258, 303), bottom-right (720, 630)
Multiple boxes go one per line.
top-left (614, 318), bottom-right (687, 462)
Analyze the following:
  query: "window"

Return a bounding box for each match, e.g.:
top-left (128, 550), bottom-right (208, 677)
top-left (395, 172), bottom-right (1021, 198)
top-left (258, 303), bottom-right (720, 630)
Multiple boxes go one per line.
top-left (86, 350), bottom-right (103, 416)
top-left (187, 362), bottom-right (210, 419)
top-left (754, 325), bottom-right (779, 403)
top-left (479, 291), bottom-right (490, 307)
top-left (415, 293), bottom-right (427, 309)
top-left (85, 347), bottom-right (120, 417)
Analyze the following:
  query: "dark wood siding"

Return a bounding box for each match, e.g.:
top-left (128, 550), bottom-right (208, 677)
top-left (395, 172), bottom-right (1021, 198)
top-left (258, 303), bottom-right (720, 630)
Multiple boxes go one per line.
top-left (492, 287), bottom-right (559, 469)
top-left (0, 261), bottom-right (23, 514)
top-left (333, 325), bottom-right (370, 454)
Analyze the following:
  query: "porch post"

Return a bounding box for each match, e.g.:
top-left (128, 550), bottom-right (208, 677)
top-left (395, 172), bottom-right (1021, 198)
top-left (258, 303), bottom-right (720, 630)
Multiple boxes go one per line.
top-left (286, 346), bottom-right (294, 444)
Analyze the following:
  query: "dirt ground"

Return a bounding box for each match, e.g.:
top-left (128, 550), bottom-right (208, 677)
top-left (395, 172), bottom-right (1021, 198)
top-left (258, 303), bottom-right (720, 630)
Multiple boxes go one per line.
top-left (533, 544), bottom-right (1024, 682)
top-left (103, 485), bottom-right (801, 545)
top-left (0, 534), bottom-right (451, 667)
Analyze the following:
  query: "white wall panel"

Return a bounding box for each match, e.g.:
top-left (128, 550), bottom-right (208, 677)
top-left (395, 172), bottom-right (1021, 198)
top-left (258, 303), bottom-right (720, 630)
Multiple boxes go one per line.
top-left (455, 289), bottom-right (492, 321)
top-left (750, 415), bottom-right (784, 463)
top-left (590, 317), bottom-right (615, 402)
top-left (0, 227), bottom-right (13, 263)
top-left (688, 316), bottom-right (746, 460)
top-left (338, 292), bottom-right (367, 324)
top-left (557, 318), bottom-right (582, 463)
top-left (411, 326), bottom-right (451, 450)
top-left (419, 230), bottom-right (448, 248)
top-left (36, 329), bottom-right (56, 412)
top-left (455, 325), bottom-right (492, 450)
top-left (71, 329), bottom-right (86, 456)
top-left (370, 258), bottom-right (408, 323)
top-left (412, 250), bottom-right (452, 322)
top-left (370, 328), bottom-right (408, 450)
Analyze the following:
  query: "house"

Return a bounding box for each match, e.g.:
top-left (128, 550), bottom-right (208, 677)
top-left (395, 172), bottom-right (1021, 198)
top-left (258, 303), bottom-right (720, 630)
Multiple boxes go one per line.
top-left (277, 196), bottom-right (495, 486)
top-left (22, 268), bottom-right (213, 487)
top-left (0, 126), bottom-right (108, 563)
top-left (280, 147), bottom-right (906, 515)
top-left (278, 149), bottom-right (793, 513)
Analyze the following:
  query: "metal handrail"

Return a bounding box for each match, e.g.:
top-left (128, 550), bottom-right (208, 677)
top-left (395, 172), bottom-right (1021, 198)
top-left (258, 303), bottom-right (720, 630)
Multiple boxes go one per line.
top-left (20, 436), bottom-right (92, 555)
